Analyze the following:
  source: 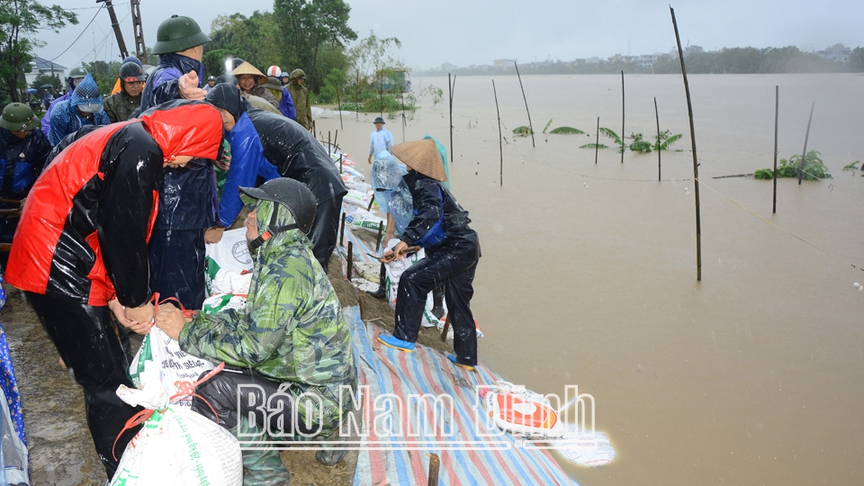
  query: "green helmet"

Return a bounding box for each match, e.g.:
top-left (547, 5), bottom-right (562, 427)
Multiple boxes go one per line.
top-left (151, 15), bottom-right (211, 55)
top-left (68, 66), bottom-right (88, 78)
top-left (0, 103), bottom-right (39, 132)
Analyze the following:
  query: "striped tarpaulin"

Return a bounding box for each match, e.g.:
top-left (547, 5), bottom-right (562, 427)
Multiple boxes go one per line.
top-left (344, 306), bottom-right (578, 486)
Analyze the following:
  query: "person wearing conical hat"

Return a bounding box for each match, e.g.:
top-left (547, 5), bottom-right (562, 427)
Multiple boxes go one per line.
top-left (232, 61), bottom-right (280, 111)
top-left (377, 138), bottom-right (481, 371)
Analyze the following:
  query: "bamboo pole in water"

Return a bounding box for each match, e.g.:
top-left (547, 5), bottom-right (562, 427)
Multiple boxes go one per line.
top-left (513, 61), bottom-right (535, 148)
top-left (655, 97), bottom-right (661, 181)
top-left (493, 79), bottom-right (503, 186)
top-left (620, 70), bottom-right (625, 163)
top-left (595, 117), bottom-right (600, 164)
top-left (355, 71), bottom-right (359, 120)
top-left (449, 74), bottom-right (456, 163)
top-left (670, 5), bottom-right (702, 282)
top-left (773, 86), bottom-right (779, 213)
top-left (400, 90), bottom-right (406, 143)
top-left (798, 102), bottom-right (815, 185)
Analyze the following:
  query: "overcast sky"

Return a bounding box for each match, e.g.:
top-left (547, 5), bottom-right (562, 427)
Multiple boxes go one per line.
top-left (34, 0), bottom-right (864, 72)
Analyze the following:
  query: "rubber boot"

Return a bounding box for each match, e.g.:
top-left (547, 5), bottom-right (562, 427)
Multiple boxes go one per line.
top-left (431, 286), bottom-right (445, 319)
top-left (368, 263), bottom-right (386, 299)
top-left (237, 418), bottom-right (290, 486)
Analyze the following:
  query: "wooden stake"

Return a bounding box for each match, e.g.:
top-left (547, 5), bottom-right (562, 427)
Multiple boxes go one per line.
top-left (400, 90), bottom-right (406, 143)
top-left (339, 213), bottom-right (346, 247)
top-left (340, 154), bottom-right (343, 173)
top-left (328, 131), bottom-right (331, 153)
top-left (366, 194), bottom-right (375, 212)
top-left (336, 86), bottom-right (343, 129)
top-left (449, 74), bottom-right (456, 163)
top-left (620, 70), bottom-right (625, 163)
top-left (375, 221), bottom-right (384, 252)
top-left (513, 61), bottom-right (535, 148)
top-left (440, 317), bottom-right (450, 343)
top-left (333, 130), bottom-right (338, 152)
top-left (772, 86), bottom-right (779, 213)
top-left (492, 79), bottom-right (503, 186)
top-left (670, 5), bottom-right (702, 282)
top-left (347, 241), bottom-right (354, 280)
top-left (356, 71), bottom-right (360, 120)
top-left (594, 117), bottom-right (600, 165)
top-left (358, 292), bottom-right (367, 322)
top-left (428, 453), bottom-right (440, 486)
top-left (797, 102), bottom-right (815, 185)
top-left (654, 97), bottom-right (661, 181)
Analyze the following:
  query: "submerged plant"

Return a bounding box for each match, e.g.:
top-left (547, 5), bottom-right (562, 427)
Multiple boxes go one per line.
top-left (654, 130), bottom-right (682, 151)
top-left (629, 133), bottom-right (652, 153)
top-left (843, 160), bottom-right (860, 171)
top-left (598, 127), bottom-right (625, 153)
top-left (754, 150), bottom-right (832, 180)
top-left (513, 126), bottom-right (533, 136)
top-left (542, 119), bottom-right (553, 134)
top-left (549, 126), bottom-right (585, 135)
top-left (580, 142), bottom-right (608, 149)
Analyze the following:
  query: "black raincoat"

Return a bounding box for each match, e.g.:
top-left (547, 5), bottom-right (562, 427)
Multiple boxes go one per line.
top-left (0, 127), bottom-right (51, 242)
top-left (207, 84), bottom-right (346, 269)
top-left (393, 171), bottom-right (480, 366)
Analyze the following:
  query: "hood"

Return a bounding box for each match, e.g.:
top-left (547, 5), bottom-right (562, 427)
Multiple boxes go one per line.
top-left (205, 83), bottom-right (249, 123)
top-left (250, 199), bottom-right (307, 257)
top-left (371, 151), bottom-right (408, 192)
top-left (138, 100), bottom-right (223, 163)
top-left (289, 68), bottom-right (306, 82)
top-left (70, 74), bottom-right (104, 112)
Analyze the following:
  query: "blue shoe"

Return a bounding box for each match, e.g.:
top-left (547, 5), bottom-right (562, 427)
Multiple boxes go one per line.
top-left (447, 353), bottom-right (476, 371)
top-left (378, 334), bottom-right (415, 352)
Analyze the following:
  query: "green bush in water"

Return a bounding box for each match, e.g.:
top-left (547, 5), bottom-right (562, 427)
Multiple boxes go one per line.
top-left (754, 150), bottom-right (832, 181)
top-left (513, 126), bottom-right (533, 136)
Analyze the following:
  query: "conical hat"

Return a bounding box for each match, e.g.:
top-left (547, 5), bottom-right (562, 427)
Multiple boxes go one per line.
top-left (391, 139), bottom-right (447, 182)
top-left (231, 61), bottom-right (267, 85)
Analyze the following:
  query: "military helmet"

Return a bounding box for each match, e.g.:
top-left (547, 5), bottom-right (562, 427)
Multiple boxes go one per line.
top-left (119, 62), bottom-right (146, 82)
top-left (239, 178), bottom-right (317, 234)
top-left (0, 103), bottom-right (40, 132)
top-left (151, 15), bottom-right (211, 55)
top-left (68, 66), bottom-right (88, 78)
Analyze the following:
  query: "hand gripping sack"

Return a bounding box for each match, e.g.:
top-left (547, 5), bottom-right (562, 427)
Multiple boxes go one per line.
top-left (111, 364), bottom-right (243, 486)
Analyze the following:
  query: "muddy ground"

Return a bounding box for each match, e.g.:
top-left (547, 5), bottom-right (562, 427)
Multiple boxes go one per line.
top-left (3, 243), bottom-right (451, 485)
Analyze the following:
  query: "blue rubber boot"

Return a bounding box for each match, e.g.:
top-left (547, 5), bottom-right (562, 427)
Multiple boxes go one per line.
top-left (447, 353), bottom-right (475, 371)
top-left (377, 334), bottom-right (415, 352)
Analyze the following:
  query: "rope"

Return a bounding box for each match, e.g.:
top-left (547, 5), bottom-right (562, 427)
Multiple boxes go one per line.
top-left (695, 176), bottom-right (864, 272)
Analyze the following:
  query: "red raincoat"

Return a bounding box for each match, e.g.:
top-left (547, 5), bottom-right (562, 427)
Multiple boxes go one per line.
top-left (6, 101), bottom-right (223, 307)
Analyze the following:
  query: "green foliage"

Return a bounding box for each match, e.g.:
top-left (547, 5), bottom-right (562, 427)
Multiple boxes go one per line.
top-left (204, 12), bottom-right (283, 80)
top-left (580, 143), bottom-right (608, 149)
top-left (629, 133), bottom-right (652, 153)
top-left (82, 60), bottom-right (121, 95)
top-left (849, 47), bottom-right (864, 72)
top-left (652, 46), bottom-right (844, 74)
top-left (653, 130), bottom-right (682, 151)
top-left (549, 126), bottom-right (585, 134)
top-left (753, 168), bottom-right (774, 180)
top-left (755, 150), bottom-right (832, 181)
top-left (0, 0), bottom-right (78, 102)
top-left (842, 161), bottom-right (860, 171)
top-left (512, 126), bottom-right (532, 136)
top-left (598, 127), bottom-right (625, 153)
top-left (542, 119), bottom-right (553, 134)
top-left (30, 73), bottom-right (61, 92)
top-left (419, 84), bottom-right (443, 107)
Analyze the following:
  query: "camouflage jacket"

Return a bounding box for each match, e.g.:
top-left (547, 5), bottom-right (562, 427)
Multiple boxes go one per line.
top-left (179, 199), bottom-right (357, 436)
top-left (103, 89), bottom-right (141, 123)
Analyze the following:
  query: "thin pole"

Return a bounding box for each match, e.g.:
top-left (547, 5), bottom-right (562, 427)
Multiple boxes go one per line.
top-left (339, 154), bottom-right (343, 173)
top-left (333, 130), bottom-right (338, 152)
top-left (797, 102), bottom-right (815, 185)
top-left (339, 213), bottom-right (346, 247)
top-left (493, 79), bottom-right (503, 186)
top-left (620, 70), bottom-right (625, 163)
top-left (336, 86), bottom-right (344, 129)
top-left (400, 90), bottom-right (406, 143)
top-left (328, 131), bottom-right (331, 153)
top-left (654, 97), bottom-right (661, 181)
top-left (428, 454), bottom-right (440, 486)
top-left (448, 74), bottom-right (456, 163)
top-left (347, 241), bottom-right (354, 280)
top-left (366, 194), bottom-right (376, 212)
top-left (379, 70), bottom-right (384, 118)
top-left (375, 221), bottom-right (384, 252)
top-left (670, 5), bottom-right (702, 282)
top-left (513, 61), bottom-right (535, 148)
top-left (594, 117), bottom-right (600, 164)
top-left (773, 86), bottom-right (779, 213)
top-left (356, 71), bottom-right (360, 120)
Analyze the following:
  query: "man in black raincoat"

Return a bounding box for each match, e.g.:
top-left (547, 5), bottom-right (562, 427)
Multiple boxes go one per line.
top-left (376, 139), bottom-right (481, 370)
top-left (206, 83), bottom-right (347, 271)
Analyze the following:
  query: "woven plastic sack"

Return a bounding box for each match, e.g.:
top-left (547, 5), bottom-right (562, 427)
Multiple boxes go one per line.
top-left (205, 228), bottom-right (253, 294)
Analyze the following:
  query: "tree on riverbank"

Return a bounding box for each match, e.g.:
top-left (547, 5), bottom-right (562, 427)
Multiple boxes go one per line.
top-left (0, 0), bottom-right (77, 103)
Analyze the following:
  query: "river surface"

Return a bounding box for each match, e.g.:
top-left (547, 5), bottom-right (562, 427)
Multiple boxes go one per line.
top-left (317, 73), bottom-right (864, 485)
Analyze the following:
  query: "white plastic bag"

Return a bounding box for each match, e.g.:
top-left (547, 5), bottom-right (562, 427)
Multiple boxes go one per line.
top-left (111, 365), bottom-right (243, 486)
top-left (128, 327), bottom-right (215, 408)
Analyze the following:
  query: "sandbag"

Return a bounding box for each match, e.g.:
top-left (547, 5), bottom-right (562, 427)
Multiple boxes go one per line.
top-left (205, 228), bottom-right (253, 294)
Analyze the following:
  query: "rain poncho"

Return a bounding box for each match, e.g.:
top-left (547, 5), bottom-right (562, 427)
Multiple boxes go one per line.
top-left (205, 84), bottom-right (279, 227)
top-left (286, 69), bottom-right (312, 129)
top-left (371, 150), bottom-right (412, 237)
top-left (179, 198), bottom-right (357, 437)
top-left (47, 74), bottom-right (109, 146)
top-left (6, 100), bottom-right (223, 307)
top-left (0, 126), bottom-right (51, 242)
top-left (140, 52), bottom-right (204, 112)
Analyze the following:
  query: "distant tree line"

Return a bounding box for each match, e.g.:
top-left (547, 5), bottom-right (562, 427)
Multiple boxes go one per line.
top-left (420, 46), bottom-right (864, 76)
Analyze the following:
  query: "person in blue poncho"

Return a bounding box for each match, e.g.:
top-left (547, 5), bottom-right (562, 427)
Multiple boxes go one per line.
top-left (47, 74), bottom-right (109, 146)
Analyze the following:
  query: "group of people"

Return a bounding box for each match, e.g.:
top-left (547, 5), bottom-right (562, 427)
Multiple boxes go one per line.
top-left (1, 10), bottom-right (482, 486)
top-left (3, 13), bottom-right (351, 485)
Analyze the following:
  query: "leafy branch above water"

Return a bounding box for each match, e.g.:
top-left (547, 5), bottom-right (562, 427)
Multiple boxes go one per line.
top-left (753, 150), bottom-right (832, 180)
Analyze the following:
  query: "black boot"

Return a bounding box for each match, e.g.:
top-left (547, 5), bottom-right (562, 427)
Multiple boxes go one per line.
top-left (431, 286), bottom-right (445, 319)
top-left (368, 263), bottom-right (387, 299)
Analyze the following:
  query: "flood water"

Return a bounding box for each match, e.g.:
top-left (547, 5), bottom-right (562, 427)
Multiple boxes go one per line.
top-left (317, 73), bottom-right (864, 485)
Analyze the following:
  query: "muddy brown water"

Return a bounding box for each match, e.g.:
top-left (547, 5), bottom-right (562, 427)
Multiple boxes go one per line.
top-left (318, 73), bottom-right (864, 485)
